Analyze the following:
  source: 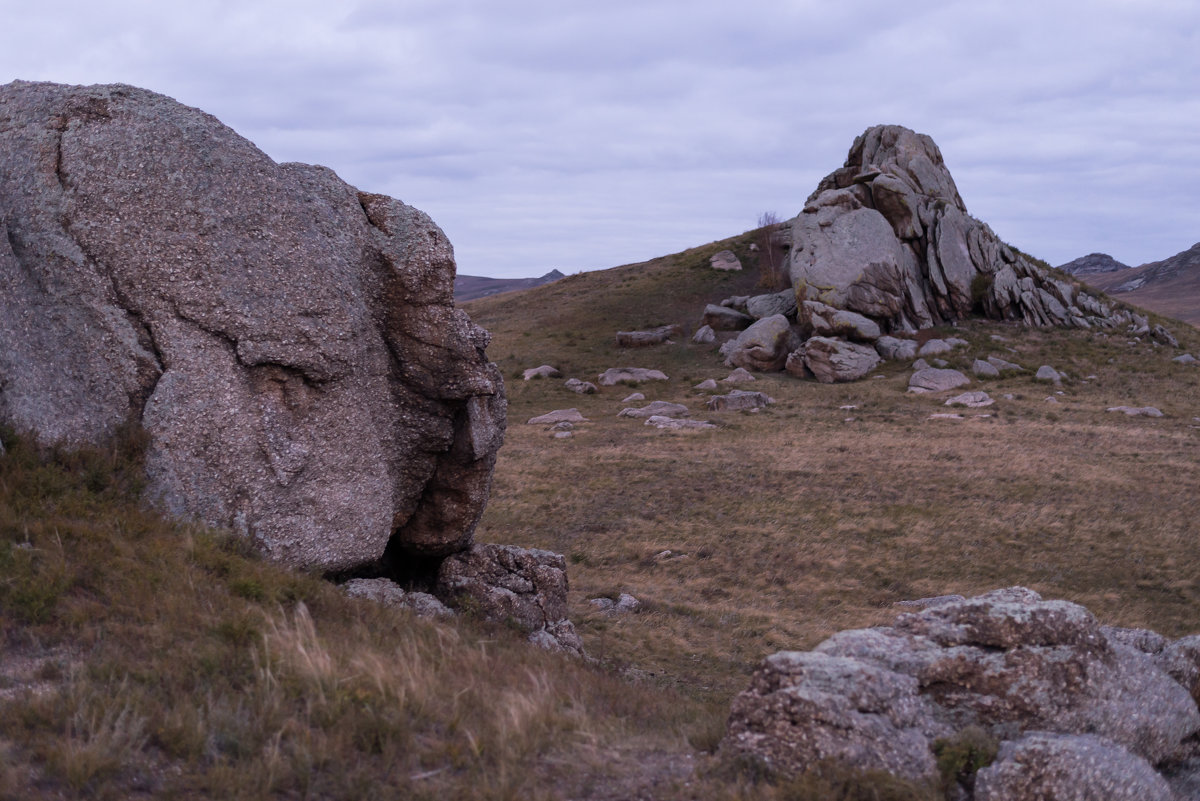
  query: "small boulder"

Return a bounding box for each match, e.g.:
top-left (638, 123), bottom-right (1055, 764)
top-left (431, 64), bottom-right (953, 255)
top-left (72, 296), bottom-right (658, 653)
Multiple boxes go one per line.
top-left (706, 390), bottom-right (775, 412)
top-left (523, 365), bottom-right (561, 380)
top-left (709, 250), bottom-right (742, 271)
top-left (722, 367), bottom-right (757, 383)
top-left (1107, 406), bottom-right (1164, 418)
top-left (694, 379), bottom-right (719, 390)
top-left (1174, 353), bottom-right (1197, 364)
top-left (598, 367), bottom-right (669, 386)
top-left (746, 289), bottom-right (798, 320)
top-left (1152, 324), bottom-right (1179, 348)
top-left (644, 415), bottom-right (717, 430)
top-left (724, 314), bottom-right (799, 372)
top-left (618, 401), bottom-right (690, 419)
top-left (908, 368), bottom-right (970, 393)
top-left (564, 378), bottom-right (598, 394)
top-left (615, 324), bottom-right (682, 348)
top-left (875, 336), bottom-right (919, 362)
top-left (987, 356), bottom-right (1025, 372)
top-left (692, 325), bottom-right (716, 344)
top-left (703, 304), bottom-right (754, 331)
top-left (621, 392), bottom-right (645, 403)
top-left (972, 359), bottom-right (1000, 378)
top-left (1034, 365), bottom-right (1064, 384)
top-left (343, 578), bottom-right (455, 619)
top-left (527, 409), bottom-right (588, 425)
top-left (917, 338), bottom-right (953, 357)
top-left (945, 391), bottom-right (994, 408)
top-left (793, 337), bottom-right (881, 383)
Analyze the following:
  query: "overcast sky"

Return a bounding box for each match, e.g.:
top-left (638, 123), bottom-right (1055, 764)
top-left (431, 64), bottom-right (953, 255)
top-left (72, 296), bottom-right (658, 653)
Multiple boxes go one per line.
top-left (2, 1), bottom-right (1197, 278)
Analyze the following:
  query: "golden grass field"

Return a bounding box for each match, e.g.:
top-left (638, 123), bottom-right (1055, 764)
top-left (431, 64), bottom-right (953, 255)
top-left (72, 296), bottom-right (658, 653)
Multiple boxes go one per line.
top-left (2, 230), bottom-right (1199, 799)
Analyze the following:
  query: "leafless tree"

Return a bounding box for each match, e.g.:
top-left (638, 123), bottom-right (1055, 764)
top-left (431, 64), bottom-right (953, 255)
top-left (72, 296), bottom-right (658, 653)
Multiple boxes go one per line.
top-left (756, 211), bottom-right (786, 290)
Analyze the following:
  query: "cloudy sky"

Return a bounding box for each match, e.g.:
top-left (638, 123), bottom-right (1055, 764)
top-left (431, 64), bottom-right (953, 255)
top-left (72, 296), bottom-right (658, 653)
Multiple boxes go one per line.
top-left (2, 1), bottom-right (1197, 277)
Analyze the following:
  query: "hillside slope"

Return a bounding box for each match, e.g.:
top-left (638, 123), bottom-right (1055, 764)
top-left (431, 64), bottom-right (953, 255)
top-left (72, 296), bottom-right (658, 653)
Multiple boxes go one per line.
top-left (1075, 242), bottom-right (1200, 327)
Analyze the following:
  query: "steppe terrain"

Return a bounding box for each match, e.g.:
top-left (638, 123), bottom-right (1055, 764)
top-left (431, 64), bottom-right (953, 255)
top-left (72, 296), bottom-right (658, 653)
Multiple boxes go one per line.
top-left (3, 230), bottom-right (1200, 799)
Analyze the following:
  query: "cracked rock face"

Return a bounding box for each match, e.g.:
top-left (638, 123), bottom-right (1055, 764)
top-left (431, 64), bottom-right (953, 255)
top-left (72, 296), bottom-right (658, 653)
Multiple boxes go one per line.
top-left (0, 81), bottom-right (506, 572)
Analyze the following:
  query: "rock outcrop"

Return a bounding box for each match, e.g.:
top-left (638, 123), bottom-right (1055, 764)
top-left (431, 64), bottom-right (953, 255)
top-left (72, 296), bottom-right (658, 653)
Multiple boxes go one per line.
top-left (722, 588), bottom-right (1200, 799)
top-left (0, 81), bottom-right (506, 572)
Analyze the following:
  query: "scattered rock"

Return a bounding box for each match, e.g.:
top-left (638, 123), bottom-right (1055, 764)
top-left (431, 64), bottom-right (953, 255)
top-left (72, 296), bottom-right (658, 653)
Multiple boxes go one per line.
top-left (706, 390), bottom-right (775, 412)
top-left (789, 337), bottom-right (881, 383)
top-left (703, 304), bottom-right (753, 332)
top-left (724, 314), bottom-right (800, 372)
top-left (694, 379), bottom-right (719, 390)
top-left (1034, 365), bottom-right (1064, 384)
top-left (551, 422), bottom-right (573, 432)
top-left (523, 365), bottom-right (562, 380)
top-left (618, 401), bottom-right (690, 419)
top-left (564, 378), bottom-right (598, 394)
top-left (0, 81), bottom-right (506, 572)
top-left (621, 392), bottom-right (645, 403)
top-left (1107, 406), bottom-right (1164, 418)
top-left (746, 289), bottom-right (799, 320)
top-left (436, 543), bottom-right (583, 656)
top-left (928, 413), bottom-right (964, 420)
top-left (692, 325), bottom-right (716, 344)
top-left (945, 391), bottom-right (994, 408)
top-left (917, 338), bottom-right (954, 357)
top-left (1174, 353), bottom-right (1197, 364)
top-left (615, 324), bottom-right (683, 348)
top-left (343, 578), bottom-right (455, 619)
top-left (589, 593), bottom-right (641, 614)
top-left (972, 359), bottom-right (1000, 378)
top-left (644, 416), bottom-right (717, 431)
top-left (912, 358), bottom-right (930, 371)
top-left (527, 409), bottom-right (588, 425)
top-left (598, 367), bottom-right (670, 386)
top-left (875, 336), bottom-right (919, 361)
top-left (799, 301), bottom-right (882, 342)
top-left (552, 431), bottom-right (573, 439)
top-left (709, 250), bottom-right (742, 271)
top-left (722, 367), bottom-right (757, 383)
top-left (893, 594), bottom-right (966, 609)
top-left (907, 368), bottom-right (970, 393)
top-left (1152, 324), bottom-right (1179, 348)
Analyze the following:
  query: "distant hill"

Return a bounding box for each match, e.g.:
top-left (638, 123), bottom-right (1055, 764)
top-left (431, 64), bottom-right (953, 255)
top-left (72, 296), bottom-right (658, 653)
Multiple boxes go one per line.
top-left (1056, 253), bottom-right (1130, 276)
top-left (1067, 243), bottom-right (1200, 327)
top-left (454, 269), bottom-right (565, 303)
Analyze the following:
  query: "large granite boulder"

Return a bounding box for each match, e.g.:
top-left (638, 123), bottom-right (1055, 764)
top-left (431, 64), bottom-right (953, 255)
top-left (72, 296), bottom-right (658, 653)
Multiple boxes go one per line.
top-left (788, 336), bottom-right (881, 383)
top-left (0, 81), bottom-right (505, 572)
top-left (722, 588), bottom-right (1200, 794)
top-left (723, 314), bottom-right (799, 372)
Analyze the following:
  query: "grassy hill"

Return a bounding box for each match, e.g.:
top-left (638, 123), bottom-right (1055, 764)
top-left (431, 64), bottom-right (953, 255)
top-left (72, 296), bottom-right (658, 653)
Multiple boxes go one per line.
top-left (3, 230), bottom-right (1200, 799)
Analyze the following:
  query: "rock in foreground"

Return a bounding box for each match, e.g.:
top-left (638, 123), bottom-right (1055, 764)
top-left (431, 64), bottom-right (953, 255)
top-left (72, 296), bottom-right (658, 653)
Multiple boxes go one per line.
top-left (722, 588), bottom-right (1200, 798)
top-left (0, 81), bottom-right (505, 572)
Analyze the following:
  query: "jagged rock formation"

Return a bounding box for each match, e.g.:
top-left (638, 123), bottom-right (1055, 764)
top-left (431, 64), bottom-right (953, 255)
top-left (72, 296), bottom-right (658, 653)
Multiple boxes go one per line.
top-left (722, 588), bottom-right (1200, 799)
top-left (697, 125), bottom-right (1177, 382)
top-left (0, 81), bottom-right (506, 572)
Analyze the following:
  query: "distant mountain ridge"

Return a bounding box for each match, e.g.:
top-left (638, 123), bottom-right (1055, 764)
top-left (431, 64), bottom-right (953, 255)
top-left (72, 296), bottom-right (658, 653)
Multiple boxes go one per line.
top-left (454, 269), bottom-right (565, 302)
top-left (1058, 243), bottom-right (1200, 327)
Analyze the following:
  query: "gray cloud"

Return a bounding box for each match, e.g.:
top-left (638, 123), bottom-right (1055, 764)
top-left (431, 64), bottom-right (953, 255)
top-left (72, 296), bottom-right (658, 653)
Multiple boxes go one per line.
top-left (2, 0), bottom-right (1197, 276)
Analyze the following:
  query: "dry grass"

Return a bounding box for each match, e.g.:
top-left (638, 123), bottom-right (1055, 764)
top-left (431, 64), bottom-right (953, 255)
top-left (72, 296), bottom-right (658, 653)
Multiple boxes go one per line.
top-left (2, 231), bottom-right (1198, 798)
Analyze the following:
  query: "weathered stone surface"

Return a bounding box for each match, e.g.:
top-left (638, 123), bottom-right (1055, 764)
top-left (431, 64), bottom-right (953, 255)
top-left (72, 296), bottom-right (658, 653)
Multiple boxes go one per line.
top-left (436, 543), bottom-right (582, 655)
top-left (1175, 353), bottom-right (1197, 364)
top-left (703, 304), bottom-right (754, 331)
top-left (709, 250), bottom-right (742, 271)
top-left (694, 379), bottom-right (719, 390)
top-left (523, 365), bottom-right (561, 380)
top-left (722, 367), bottom-right (757, 383)
top-left (875, 335), bottom-right (919, 361)
top-left (908, 368), bottom-right (970, 393)
top-left (1035, 365), bottom-right (1064, 384)
top-left (527, 409), bottom-right (587, 425)
top-left (745, 289), bottom-right (798, 320)
top-left (945, 391), bottom-right (993, 408)
top-left (343, 578), bottom-right (454, 619)
top-left (972, 359), bottom-right (1000, 378)
top-left (987, 355), bottom-right (1024, 372)
top-left (621, 392), bottom-right (645, 403)
top-left (799, 301), bottom-right (881, 342)
top-left (0, 81), bottom-right (505, 572)
top-left (975, 733), bottom-right (1174, 801)
top-left (597, 367), bottom-right (669, 385)
top-left (691, 324), bottom-right (716, 344)
top-left (615, 324), bottom-right (682, 348)
top-left (795, 337), bottom-right (881, 383)
top-left (618, 401), bottom-right (689, 419)
top-left (589, 592), bottom-right (641, 615)
top-left (563, 378), bottom-right (598, 394)
top-left (725, 588), bottom-right (1200, 789)
top-left (706, 390), bottom-right (774, 412)
top-left (724, 314), bottom-right (799, 372)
